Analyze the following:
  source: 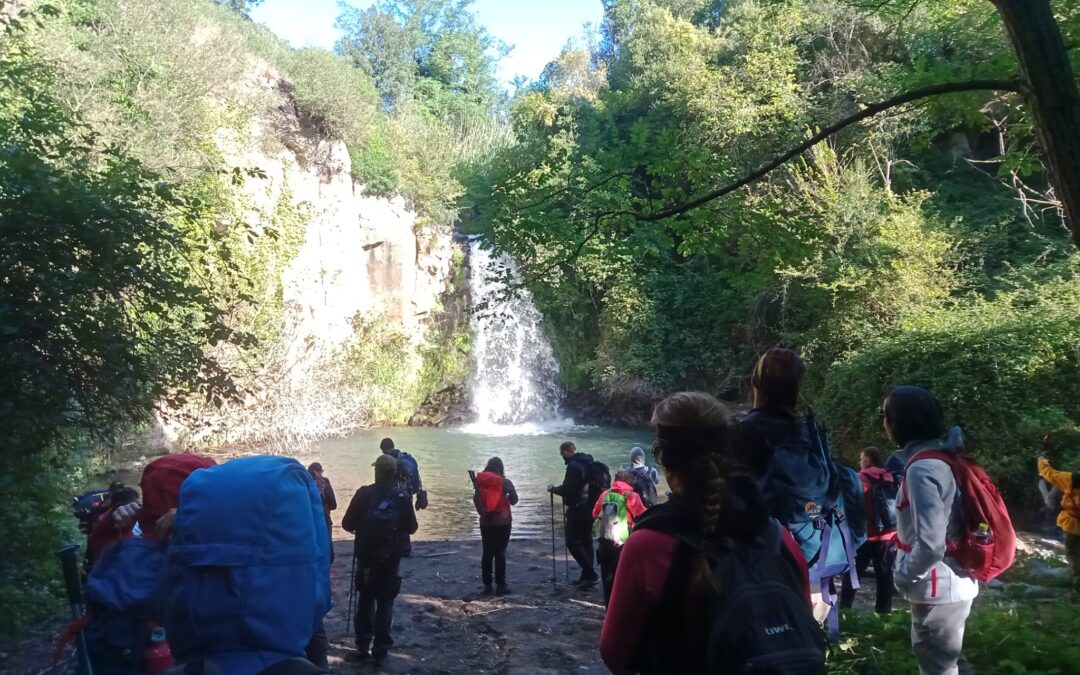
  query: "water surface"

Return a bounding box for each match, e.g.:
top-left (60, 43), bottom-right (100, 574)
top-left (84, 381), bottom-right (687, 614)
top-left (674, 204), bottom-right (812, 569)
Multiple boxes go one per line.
top-left (301, 424), bottom-right (664, 542)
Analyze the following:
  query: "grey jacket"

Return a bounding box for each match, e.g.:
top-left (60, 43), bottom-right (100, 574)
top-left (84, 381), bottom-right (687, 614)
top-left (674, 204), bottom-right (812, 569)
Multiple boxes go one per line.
top-left (891, 428), bottom-right (979, 605)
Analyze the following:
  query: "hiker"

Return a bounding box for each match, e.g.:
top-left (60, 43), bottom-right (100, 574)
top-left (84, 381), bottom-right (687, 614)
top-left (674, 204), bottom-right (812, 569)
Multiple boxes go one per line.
top-left (548, 441), bottom-right (600, 587)
top-left (1038, 435), bottom-right (1080, 597)
top-left (308, 462), bottom-right (337, 561)
top-left (342, 454), bottom-right (418, 664)
top-left (473, 457), bottom-right (519, 595)
top-left (601, 392), bottom-right (822, 674)
top-left (840, 447), bottom-right (897, 614)
top-left (85, 482), bottom-right (140, 564)
top-left (629, 445), bottom-right (660, 508)
top-left (738, 347), bottom-right (866, 634)
top-left (592, 469), bottom-right (646, 606)
top-left (162, 455), bottom-right (332, 675)
top-left (75, 454), bottom-right (215, 674)
top-left (884, 386), bottom-right (979, 675)
top-left (379, 437), bottom-right (427, 556)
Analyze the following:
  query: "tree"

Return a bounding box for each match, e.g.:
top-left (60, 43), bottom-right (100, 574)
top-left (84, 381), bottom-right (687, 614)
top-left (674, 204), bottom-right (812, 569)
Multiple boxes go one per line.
top-left (335, 0), bottom-right (506, 115)
top-left (605, 0), bottom-right (1080, 250)
top-left (217, 0), bottom-right (264, 16)
top-left (0, 33), bottom-right (245, 458)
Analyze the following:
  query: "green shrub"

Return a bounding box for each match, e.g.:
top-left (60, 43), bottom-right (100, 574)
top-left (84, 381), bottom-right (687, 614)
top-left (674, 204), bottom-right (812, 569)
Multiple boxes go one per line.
top-left (818, 270), bottom-right (1080, 501)
top-left (830, 599), bottom-right (1080, 674)
top-left (350, 133), bottom-right (401, 196)
top-left (0, 447), bottom-right (87, 638)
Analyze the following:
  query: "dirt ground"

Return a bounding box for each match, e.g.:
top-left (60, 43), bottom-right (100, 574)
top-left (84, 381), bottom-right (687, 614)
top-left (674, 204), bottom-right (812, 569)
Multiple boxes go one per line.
top-left (323, 537), bottom-right (608, 674)
top-left (1, 537), bottom-right (608, 675)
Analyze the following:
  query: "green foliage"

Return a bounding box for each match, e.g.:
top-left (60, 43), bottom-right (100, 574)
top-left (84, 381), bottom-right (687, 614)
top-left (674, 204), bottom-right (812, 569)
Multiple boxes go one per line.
top-left (0, 447), bottom-right (87, 638)
top-left (336, 0), bottom-right (507, 116)
top-left (818, 270), bottom-right (1080, 499)
top-left (0, 28), bottom-right (242, 458)
top-left (468, 0), bottom-right (1080, 497)
top-left (829, 597), bottom-right (1080, 673)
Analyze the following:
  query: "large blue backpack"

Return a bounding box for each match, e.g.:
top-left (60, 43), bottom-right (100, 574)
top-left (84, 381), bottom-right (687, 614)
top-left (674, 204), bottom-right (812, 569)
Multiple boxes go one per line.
top-left (83, 538), bottom-right (168, 674)
top-left (758, 415), bottom-right (866, 641)
top-left (162, 456), bottom-right (331, 671)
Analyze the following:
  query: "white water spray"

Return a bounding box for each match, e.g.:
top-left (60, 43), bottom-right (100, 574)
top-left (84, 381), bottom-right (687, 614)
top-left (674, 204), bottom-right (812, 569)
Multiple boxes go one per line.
top-left (465, 239), bottom-right (565, 431)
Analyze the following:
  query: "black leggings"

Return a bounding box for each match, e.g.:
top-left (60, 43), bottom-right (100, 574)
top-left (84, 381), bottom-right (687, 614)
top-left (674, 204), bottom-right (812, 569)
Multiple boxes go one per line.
top-left (480, 524), bottom-right (512, 586)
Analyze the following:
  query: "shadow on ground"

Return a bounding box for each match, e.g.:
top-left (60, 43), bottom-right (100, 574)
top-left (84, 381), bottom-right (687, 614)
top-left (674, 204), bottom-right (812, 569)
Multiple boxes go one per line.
top-left (324, 538), bottom-right (607, 674)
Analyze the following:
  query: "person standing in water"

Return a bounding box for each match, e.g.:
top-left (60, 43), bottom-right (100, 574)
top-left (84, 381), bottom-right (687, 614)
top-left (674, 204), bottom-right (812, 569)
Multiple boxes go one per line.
top-left (473, 457), bottom-right (519, 595)
top-left (548, 441), bottom-right (600, 587)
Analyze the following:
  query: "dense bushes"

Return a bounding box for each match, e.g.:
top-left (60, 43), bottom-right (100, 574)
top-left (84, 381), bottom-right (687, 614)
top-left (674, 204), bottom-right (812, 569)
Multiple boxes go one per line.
top-left (469, 0), bottom-right (1080, 500)
top-left (818, 273), bottom-right (1080, 500)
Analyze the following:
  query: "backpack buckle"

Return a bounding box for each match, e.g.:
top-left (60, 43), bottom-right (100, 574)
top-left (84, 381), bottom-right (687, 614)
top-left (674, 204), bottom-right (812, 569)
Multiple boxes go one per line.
top-left (832, 506), bottom-right (846, 523)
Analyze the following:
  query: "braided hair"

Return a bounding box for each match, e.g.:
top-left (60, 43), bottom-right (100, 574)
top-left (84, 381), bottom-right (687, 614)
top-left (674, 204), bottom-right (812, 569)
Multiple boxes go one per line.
top-left (650, 391), bottom-right (736, 538)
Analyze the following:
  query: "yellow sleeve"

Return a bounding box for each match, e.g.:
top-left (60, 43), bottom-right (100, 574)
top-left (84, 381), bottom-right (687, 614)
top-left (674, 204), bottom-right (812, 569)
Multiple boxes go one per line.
top-left (1038, 458), bottom-right (1073, 492)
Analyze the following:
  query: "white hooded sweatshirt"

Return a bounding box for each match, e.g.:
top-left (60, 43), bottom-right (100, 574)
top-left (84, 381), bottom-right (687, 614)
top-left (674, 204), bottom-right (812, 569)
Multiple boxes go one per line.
top-left (891, 428), bottom-right (980, 605)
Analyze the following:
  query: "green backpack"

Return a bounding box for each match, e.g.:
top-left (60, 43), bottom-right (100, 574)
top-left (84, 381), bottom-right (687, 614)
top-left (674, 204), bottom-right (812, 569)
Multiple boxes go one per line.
top-left (594, 490), bottom-right (630, 545)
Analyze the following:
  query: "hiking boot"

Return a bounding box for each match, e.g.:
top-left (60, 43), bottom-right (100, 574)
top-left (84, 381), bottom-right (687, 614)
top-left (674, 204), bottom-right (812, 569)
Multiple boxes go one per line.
top-left (372, 650), bottom-right (389, 665)
top-left (482, 583), bottom-right (495, 595)
top-left (576, 574), bottom-right (599, 589)
top-left (496, 584), bottom-right (511, 596)
top-left (348, 649), bottom-right (371, 662)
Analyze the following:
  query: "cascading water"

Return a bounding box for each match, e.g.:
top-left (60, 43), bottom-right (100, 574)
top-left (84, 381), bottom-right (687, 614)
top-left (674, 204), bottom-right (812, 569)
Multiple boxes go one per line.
top-left (465, 239), bottom-right (565, 431)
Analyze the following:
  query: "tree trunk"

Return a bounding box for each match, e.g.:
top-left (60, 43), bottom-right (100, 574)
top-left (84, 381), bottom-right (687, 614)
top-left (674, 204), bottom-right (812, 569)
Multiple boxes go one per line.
top-left (992, 0), bottom-right (1080, 247)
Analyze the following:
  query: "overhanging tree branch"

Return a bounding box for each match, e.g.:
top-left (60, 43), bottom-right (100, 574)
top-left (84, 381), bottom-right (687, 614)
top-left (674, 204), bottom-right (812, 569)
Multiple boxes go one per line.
top-left (633, 79), bottom-right (1023, 222)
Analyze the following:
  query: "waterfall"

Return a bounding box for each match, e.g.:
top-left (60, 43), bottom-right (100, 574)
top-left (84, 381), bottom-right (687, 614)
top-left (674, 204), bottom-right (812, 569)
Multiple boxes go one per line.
top-left (465, 239), bottom-right (565, 430)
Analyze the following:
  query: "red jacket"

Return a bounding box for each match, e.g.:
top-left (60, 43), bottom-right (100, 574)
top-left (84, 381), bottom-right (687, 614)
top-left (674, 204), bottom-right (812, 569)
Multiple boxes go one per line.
top-left (600, 520), bottom-right (810, 675)
top-left (592, 481), bottom-right (647, 527)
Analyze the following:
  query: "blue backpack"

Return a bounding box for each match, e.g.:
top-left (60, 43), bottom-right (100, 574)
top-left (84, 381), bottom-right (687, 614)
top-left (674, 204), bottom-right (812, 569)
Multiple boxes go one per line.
top-left (83, 538), bottom-right (168, 674)
top-left (396, 451), bottom-right (422, 495)
top-left (758, 415), bottom-right (866, 642)
top-left (162, 456), bottom-right (331, 671)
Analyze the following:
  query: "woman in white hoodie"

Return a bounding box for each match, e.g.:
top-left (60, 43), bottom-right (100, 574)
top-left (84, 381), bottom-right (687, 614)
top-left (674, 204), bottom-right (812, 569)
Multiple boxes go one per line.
top-left (883, 386), bottom-right (978, 675)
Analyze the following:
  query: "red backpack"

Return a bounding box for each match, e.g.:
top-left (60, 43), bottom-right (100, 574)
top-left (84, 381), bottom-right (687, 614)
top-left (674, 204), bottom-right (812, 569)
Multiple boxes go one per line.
top-left (475, 471), bottom-right (509, 515)
top-left (900, 450), bottom-right (1015, 581)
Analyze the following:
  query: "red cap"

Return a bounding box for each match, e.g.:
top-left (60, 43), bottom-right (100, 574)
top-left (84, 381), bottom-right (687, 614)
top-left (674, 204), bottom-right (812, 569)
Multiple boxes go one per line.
top-left (139, 453), bottom-right (216, 537)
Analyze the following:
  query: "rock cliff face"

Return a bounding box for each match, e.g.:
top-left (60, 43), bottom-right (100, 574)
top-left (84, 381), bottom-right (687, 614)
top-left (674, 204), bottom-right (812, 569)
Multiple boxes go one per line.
top-left (217, 73), bottom-right (455, 381)
top-left (161, 70), bottom-right (457, 449)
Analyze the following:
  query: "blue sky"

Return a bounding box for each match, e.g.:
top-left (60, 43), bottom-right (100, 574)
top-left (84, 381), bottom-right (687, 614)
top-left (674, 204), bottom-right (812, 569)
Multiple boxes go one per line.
top-left (250, 0), bottom-right (604, 88)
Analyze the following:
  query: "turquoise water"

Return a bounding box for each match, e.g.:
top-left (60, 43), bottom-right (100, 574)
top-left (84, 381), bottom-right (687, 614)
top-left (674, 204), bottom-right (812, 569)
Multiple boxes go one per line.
top-left (300, 424), bottom-right (665, 542)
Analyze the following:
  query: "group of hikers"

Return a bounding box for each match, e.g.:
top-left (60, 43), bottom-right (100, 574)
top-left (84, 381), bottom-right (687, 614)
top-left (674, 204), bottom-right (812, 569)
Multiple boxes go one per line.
top-left (65, 348), bottom-right (1078, 674)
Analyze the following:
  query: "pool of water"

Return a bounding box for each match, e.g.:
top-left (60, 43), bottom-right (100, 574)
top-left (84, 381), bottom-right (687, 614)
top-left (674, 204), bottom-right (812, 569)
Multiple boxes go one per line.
top-left (298, 423), bottom-right (664, 542)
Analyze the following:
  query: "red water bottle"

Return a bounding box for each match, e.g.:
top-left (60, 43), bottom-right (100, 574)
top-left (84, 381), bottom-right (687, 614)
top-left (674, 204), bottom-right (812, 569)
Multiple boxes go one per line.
top-left (143, 626), bottom-right (174, 674)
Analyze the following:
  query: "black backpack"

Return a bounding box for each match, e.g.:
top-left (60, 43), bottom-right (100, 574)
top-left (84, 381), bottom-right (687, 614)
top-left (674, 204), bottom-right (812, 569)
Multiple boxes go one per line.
top-left (358, 489), bottom-right (403, 561)
top-left (646, 521), bottom-right (825, 674)
top-left (586, 461), bottom-right (612, 507)
top-left (867, 475), bottom-right (899, 535)
top-left (631, 466), bottom-right (659, 508)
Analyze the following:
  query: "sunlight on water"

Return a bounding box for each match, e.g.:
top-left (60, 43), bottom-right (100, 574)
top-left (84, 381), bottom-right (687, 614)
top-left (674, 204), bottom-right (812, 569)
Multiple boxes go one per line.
top-left (458, 417), bottom-right (584, 437)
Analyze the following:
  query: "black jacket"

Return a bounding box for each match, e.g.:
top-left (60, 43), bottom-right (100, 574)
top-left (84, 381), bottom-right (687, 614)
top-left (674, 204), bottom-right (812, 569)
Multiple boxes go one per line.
top-left (341, 480), bottom-right (418, 556)
top-left (551, 453), bottom-right (594, 510)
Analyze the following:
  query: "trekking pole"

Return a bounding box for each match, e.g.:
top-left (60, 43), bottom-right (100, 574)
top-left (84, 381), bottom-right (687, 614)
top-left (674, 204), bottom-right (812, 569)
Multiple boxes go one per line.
top-left (345, 545), bottom-right (357, 635)
top-left (57, 544), bottom-right (94, 675)
top-left (562, 506), bottom-right (570, 582)
top-left (549, 492), bottom-right (557, 591)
